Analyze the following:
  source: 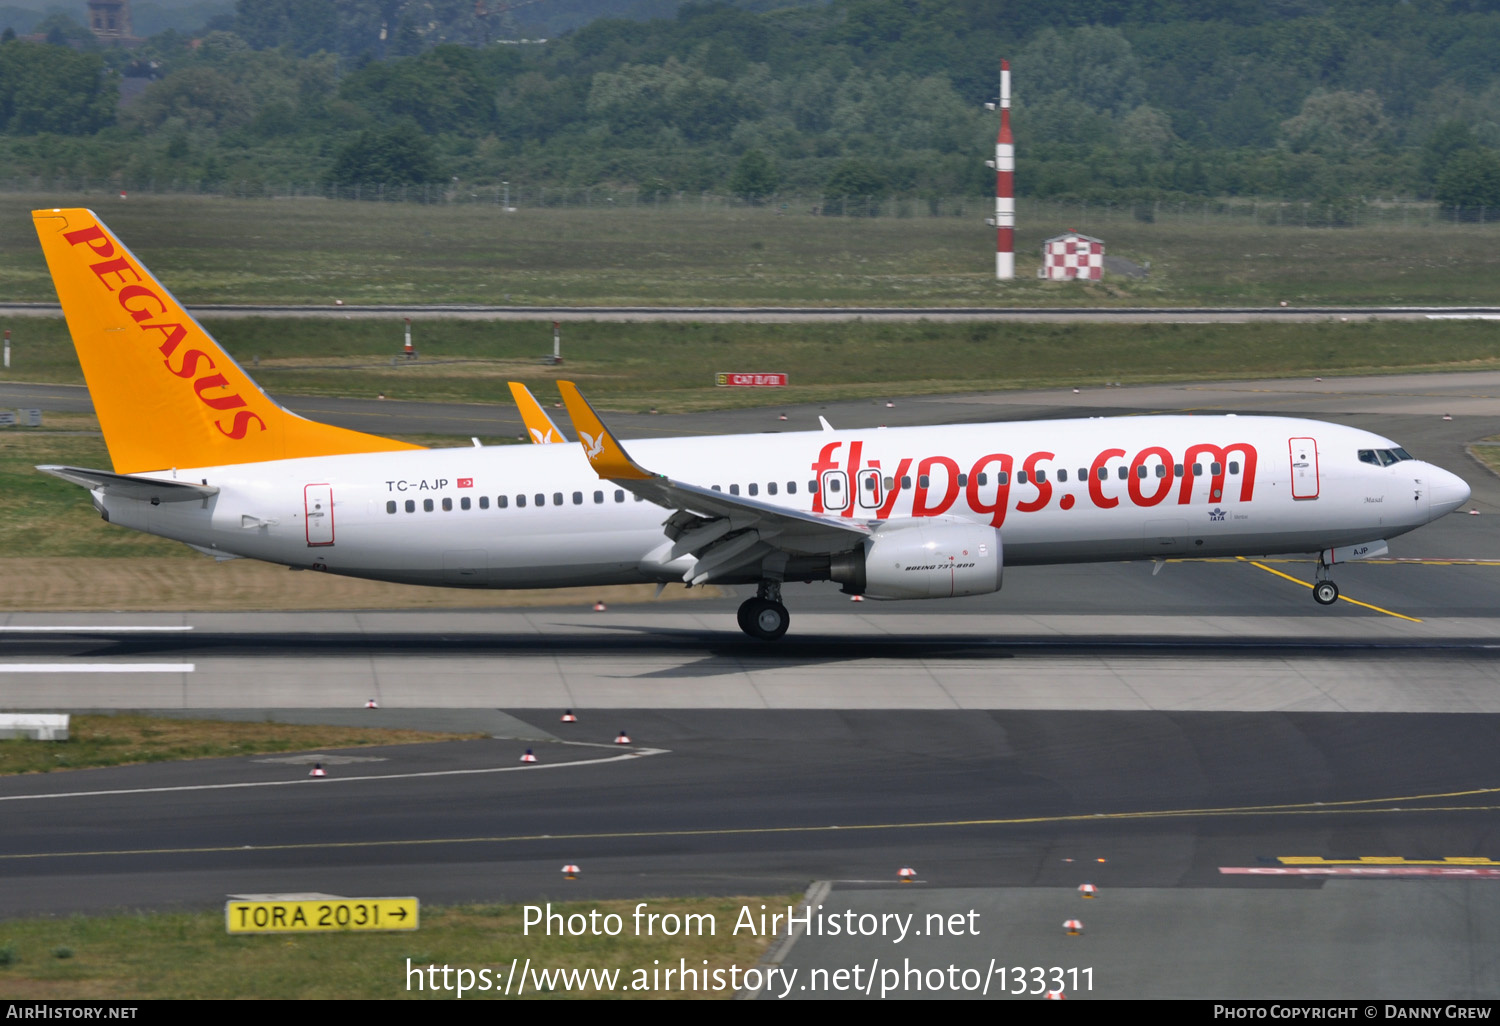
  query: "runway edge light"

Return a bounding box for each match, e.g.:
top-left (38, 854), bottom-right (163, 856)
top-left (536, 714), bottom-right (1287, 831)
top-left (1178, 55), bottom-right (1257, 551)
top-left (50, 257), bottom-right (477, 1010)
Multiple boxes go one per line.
top-left (562, 864), bottom-right (580, 880)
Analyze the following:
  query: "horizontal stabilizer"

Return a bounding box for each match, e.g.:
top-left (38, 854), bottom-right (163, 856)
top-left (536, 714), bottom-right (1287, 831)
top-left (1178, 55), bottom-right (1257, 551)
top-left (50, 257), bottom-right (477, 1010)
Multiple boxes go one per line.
top-left (37, 465), bottom-right (219, 503)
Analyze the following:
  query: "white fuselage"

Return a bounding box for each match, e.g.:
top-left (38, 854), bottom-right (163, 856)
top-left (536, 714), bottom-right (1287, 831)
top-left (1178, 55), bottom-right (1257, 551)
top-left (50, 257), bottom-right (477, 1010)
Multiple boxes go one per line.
top-left (99, 415), bottom-right (1468, 590)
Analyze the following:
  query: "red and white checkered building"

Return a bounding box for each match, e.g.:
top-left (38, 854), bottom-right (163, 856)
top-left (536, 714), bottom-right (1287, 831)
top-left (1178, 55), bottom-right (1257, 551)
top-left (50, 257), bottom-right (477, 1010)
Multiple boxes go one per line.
top-left (1040, 232), bottom-right (1104, 281)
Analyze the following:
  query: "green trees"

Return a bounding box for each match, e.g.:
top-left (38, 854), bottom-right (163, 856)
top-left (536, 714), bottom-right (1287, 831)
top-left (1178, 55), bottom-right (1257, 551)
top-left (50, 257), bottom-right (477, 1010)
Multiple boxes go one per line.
top-left (1435, 148), bottom-right (1500, 211)
top-left (328, 119), bottom-right (442, 186)
top-left (730, 149), bottom-right (778, 201)
top-left (0, 41), bottom-right (116, 135)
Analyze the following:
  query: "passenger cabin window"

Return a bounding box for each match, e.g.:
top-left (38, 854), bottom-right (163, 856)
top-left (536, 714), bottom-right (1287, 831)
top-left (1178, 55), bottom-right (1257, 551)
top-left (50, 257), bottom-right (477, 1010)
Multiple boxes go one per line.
top-left (594, 491), bottom-right (604, 504)
top-left (1211, 462), bottom-right (1222, 476)
top-left (441, 497), bottom-right (452, 511)
top-left (553, 492), bottom-right (563, 506)
top-left (405, 499), bottom-right (415, 513)
top-left (730, 484), bottom-right (740, 495)
top-left (958, 473), bottom-right (969, 486)
top-left (1016, 470), bottom-right (1028, 484)
top-left (386, 501), bottom-right (397, 514)
top-left (479, 496), bottom-right (490, 509)
top-left (918, 475), bottom-right (929, 488)
top-left (1056, 470), bottom-right (1067, 483)
top-left (1096, 467), bottom-right (1108, 481)
top-left (460, 497), bottom-right (470, 510)
top-left (1174, 464), bottom-right (1184, 477)
top-left (901, 476), bottom-right (911, 488)
top-left (1116, 466), bottom-right (1128, 480)
top-left (496, 495), bottom-right (507, 508)
top-left (423, 499), bottom-right (434, 512)
top-left (787, 481), bottom-right (797, 494)
top-left (1155, 464), bottom-right (1166, 478)
top-left (1228, 462), bottom-right (1239, 475)
top-left (572, 491), bottom-right (583, 505)
top-left (516, 495), bottom-right (526, 508)
top-left (1034, 470), bottom-right (1046, 484)
top-left (615, 490), bottom-right (625, 502)
top-left (1192, 464), bottom-right (1203, 477)
top-left (768, 482), bottom-right (778, 495)
top-left (535, 493), bottom-right (545, 506)
top-left (748, 483), bottom-right (758, 496)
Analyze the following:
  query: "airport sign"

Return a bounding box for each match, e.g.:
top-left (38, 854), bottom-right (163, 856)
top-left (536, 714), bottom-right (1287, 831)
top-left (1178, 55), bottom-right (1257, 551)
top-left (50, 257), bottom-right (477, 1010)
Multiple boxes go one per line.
top-left (226, 897), bottom-right (419, 934)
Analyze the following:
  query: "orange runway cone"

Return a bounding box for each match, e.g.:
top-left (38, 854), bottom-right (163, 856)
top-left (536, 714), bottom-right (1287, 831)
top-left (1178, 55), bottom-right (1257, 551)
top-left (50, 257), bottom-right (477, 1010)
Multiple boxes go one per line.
top-left (520, 749), bottom-right (537, 763)
top-left (560, 710), bottom-right (578, 723)
top-left (615, 731), bottom-right (631, 745)
top-left (309, 762), bottom-right (326, 778)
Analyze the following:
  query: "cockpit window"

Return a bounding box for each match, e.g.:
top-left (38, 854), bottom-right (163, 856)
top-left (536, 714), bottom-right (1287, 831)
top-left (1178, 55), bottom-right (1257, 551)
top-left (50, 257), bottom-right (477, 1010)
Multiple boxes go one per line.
top-left (1361, 447), bottom-right (1414, 466)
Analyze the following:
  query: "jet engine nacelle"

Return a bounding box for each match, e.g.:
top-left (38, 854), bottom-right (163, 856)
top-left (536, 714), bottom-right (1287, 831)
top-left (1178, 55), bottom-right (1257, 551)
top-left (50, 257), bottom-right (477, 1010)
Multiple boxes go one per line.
top-left (830, 519), bottom-right (1003, 600)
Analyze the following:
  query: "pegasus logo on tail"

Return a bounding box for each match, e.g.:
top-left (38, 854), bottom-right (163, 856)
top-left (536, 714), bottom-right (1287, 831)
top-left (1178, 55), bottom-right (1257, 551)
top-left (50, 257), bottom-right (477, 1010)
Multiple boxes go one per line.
top-left (580, 431), bottom-right (605, 460)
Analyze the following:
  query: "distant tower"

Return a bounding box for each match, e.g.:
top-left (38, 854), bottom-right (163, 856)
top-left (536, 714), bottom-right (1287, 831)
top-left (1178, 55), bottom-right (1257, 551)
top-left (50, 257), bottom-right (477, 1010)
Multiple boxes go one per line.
top-left (995, 60), bottom-right (1014, 280)
top-left (86, 0), bottom-right (133, 40)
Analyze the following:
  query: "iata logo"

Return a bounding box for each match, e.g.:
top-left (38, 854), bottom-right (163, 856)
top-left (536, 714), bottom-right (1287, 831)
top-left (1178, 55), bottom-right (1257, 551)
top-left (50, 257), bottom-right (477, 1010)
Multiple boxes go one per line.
top-left (1209, 508), bottom-right (1226, 521)
top-left (63, 223), bottom-right (266, 440)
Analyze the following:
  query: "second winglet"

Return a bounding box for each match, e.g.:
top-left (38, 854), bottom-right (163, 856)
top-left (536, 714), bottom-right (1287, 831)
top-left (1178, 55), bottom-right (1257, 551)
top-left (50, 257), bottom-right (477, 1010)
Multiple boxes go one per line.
top-left (556, 381), bottom-right (653, 481)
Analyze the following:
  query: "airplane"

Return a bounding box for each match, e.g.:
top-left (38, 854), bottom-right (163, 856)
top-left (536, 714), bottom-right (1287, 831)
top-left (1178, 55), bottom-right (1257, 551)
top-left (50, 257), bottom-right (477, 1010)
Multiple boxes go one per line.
top-left (31, 208), bottom-right (1472, 640)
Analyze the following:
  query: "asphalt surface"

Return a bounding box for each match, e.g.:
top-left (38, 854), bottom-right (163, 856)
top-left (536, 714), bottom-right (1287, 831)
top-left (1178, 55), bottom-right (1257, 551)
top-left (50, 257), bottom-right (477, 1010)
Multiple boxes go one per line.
top-left (0, 370), bottom-right (1497, 998)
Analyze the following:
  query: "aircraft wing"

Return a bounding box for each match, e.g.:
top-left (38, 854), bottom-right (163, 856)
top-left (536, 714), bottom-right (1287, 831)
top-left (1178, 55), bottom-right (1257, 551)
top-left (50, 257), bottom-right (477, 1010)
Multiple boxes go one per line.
top-left (507, 382), bottom-right (569, 443)
top-left (37, 465), bottom-right (219, 503)
top-left (556, 381), bottom-right (869, 586)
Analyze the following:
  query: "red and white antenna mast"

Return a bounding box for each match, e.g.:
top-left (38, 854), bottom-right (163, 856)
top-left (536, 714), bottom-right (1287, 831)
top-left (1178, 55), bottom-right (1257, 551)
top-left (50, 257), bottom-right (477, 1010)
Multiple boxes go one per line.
top-left (995, 59), bottom-right (1014, 280)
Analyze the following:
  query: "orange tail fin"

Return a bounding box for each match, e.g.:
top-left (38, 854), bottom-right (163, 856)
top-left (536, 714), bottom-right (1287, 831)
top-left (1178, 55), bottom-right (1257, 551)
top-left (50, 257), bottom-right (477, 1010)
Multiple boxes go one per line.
top-left (33, 208), bottom-right (422, 474)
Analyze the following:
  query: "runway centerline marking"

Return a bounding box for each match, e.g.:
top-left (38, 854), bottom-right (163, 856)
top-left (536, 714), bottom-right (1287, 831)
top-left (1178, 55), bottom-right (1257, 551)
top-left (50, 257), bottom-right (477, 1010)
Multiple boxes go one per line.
top-left (5, 784), bottom-right (1495, 862)
top-left (0, 663), bottom-right (196, 673)
top-left (1237, 557), bottom-right (1422, 622)
top-left (0, 743), bottom-right (667, 804)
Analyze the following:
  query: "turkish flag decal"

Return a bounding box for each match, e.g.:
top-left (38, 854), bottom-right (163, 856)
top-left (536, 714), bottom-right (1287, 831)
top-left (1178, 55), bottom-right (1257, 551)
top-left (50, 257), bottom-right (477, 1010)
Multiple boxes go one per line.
top-left (457, 478), bottom-right (474, 488)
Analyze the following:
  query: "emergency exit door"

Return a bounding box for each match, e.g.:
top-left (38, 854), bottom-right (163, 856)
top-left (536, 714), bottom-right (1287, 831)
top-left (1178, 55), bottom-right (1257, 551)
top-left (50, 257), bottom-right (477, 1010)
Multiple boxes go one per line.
top-left (304, 484), bottom-right (335, 546)
top-left (1289, 438), bottom-right (1320, 500)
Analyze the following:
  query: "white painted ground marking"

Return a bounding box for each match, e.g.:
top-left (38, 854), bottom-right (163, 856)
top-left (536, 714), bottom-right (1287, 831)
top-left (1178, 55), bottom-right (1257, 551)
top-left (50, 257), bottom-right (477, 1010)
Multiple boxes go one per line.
top-left (0, 664), bottom-right (195, 673)
top-left (0, 745), bottom-right (670, 802)
top-left (0, 626), bottom-right (194, 632)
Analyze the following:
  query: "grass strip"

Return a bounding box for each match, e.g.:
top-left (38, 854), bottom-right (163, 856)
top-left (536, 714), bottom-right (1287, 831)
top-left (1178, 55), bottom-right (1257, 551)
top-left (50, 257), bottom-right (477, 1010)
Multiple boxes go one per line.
top-left (0, 714), bottom-right (483, 775)
top-left (0, 896), bottom-right (796, 999)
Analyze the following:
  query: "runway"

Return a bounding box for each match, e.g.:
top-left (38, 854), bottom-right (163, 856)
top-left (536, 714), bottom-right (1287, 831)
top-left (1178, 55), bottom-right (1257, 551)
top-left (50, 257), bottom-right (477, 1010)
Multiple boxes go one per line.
top-left (1, 370), bottom-right (1498, 997)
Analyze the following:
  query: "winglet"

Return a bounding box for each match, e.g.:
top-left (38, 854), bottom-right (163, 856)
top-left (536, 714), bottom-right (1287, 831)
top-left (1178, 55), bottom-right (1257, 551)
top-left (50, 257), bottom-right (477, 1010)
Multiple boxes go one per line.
top-left (507, 382), bottom-right (569, 444)
top-left (556, 381), bottom-right (652, 480)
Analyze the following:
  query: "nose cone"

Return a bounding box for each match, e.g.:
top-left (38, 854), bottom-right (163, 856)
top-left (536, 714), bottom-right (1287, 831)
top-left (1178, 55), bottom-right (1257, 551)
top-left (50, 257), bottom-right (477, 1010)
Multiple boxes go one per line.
top-left (1427, 465), bottom-right (1471, 520)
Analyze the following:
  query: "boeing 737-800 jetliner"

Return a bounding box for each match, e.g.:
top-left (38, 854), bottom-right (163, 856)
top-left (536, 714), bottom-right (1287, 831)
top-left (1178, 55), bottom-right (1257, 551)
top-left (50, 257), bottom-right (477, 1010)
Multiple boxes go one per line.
top-left (32, 208), bottom-right (1471, 639)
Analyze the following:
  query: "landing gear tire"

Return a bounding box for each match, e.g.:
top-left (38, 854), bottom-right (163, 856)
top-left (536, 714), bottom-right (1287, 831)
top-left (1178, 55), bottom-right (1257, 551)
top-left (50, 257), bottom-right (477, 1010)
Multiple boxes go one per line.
top-left (738, 597), bottom-right (789, 640)
top-left (1313, 580), bottom-right (1339, 606)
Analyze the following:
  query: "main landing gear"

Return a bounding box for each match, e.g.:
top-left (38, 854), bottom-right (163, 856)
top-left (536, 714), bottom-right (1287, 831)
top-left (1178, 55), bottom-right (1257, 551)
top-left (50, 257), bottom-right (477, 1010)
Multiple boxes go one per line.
top-left (737, 580), bottom-right (789, 640)
top-left (1312, 558), bottom-right (1340, 606)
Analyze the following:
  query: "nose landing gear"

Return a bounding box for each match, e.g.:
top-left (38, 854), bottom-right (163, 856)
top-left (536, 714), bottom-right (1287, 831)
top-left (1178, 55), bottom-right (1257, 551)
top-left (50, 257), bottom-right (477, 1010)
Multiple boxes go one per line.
top-left (737, 580), bottom-right (790, 640)
top-left (1313, 558), bottom-right (1340, 606)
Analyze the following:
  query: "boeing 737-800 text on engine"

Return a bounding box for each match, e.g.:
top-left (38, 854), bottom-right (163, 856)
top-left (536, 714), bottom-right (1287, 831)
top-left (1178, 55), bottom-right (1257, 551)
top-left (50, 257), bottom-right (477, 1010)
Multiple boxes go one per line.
top-left (32, 209), bottom-right (1471, 639)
